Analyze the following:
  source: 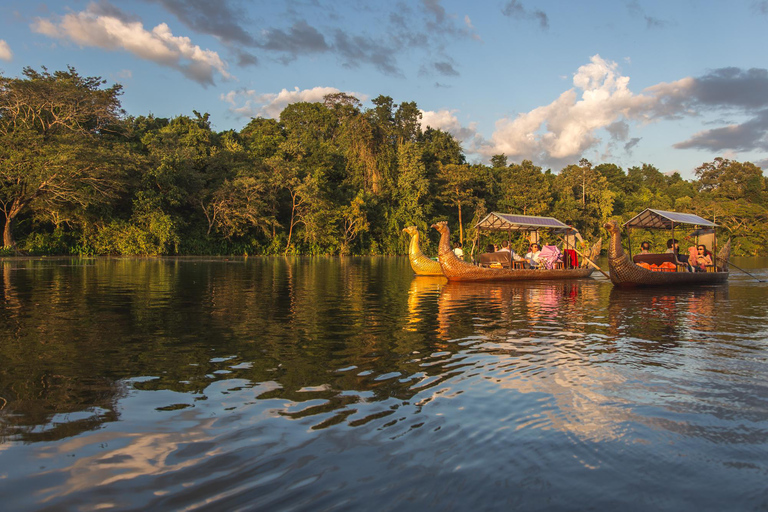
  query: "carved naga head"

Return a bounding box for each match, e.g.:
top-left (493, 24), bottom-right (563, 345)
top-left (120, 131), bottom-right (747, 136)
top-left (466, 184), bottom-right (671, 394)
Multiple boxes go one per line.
top-left (431, 221), bottom-right (448, 234)
top-left (603, 220), bottom-right (620, 234)
top-left (402, 226), bottom-right (418, 236)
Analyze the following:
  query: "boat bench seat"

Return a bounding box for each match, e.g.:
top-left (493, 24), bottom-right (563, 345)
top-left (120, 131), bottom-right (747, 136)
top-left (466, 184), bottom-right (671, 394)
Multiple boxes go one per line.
top-left (633, 253), bottom-right (677, 266)
top-left (633, 253), bottom-right (688, 272)
top-left (478, 251), bottom-right (512, 268)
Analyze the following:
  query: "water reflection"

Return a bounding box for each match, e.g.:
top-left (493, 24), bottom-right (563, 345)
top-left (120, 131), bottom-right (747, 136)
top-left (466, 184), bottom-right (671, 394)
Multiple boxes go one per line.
top-left (405, 276), bottom-right (445, 331)
top-left (2, 258), bottom-right (768, 511)
top-left (607, 285), bottom-right (729, 343)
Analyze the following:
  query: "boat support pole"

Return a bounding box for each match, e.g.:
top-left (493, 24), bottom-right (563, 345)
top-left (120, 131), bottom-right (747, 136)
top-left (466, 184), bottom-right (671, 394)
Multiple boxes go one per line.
top-left (558, 238), bottom-right (611, 280)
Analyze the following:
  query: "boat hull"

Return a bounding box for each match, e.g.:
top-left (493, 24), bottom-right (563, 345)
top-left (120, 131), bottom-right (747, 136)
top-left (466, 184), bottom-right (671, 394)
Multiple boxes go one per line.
top-left (431, 220), bottom-right (595, 282)
top-left (607, 256), bottom-right (728, 287)
top-left (439, 259), bottom-right (594, 282)
top-left (408, 255), bottom-right (443, 276)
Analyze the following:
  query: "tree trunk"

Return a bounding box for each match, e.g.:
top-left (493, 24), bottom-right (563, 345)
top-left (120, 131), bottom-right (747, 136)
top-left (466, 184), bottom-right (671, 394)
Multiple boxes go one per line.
top-left (3, 215), bottom-right (14, 249)
top-left (457, 199), bottom-right (463, 244)
top-left (285, 192), bottom-right (298, 255)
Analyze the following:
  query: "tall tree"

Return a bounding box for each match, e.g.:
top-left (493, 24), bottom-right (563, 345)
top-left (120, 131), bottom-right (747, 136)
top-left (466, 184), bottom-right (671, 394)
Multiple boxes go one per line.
top-left (0, 66), bottom-right (126, 248)
top-left (695, 157), bottom-right (766, 202)
top-left (437, 163), bottom-right (477, 244)
top-left (499, 160), bottom-right (551, 215)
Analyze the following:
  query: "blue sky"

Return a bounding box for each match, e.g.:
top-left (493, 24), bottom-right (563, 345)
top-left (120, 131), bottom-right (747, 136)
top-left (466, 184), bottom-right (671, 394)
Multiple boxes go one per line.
top-left (2, 0), bottom-right (768, 177)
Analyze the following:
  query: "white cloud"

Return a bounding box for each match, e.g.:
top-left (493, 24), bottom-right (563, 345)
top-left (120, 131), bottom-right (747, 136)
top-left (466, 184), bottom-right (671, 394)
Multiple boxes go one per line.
top-left (31, 6), bottom-right (230, 86)
top-left (481, 55), bottom-right (663, 165)
top-left (420, 109), bottom-right (481, 148)
top-left (0, 40), bottom-right (12, 61)
top-left (222, 87), bottom-right (368, 119)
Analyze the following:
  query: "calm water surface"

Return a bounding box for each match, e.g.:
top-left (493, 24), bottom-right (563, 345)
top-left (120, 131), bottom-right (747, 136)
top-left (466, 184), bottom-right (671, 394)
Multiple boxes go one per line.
top-left (1, 257), bottom-right (767, 511)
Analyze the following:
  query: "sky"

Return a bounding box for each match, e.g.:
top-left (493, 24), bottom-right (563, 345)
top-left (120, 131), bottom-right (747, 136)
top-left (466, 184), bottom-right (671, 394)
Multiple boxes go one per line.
top-left (2, 0), bottom-right (768, 177)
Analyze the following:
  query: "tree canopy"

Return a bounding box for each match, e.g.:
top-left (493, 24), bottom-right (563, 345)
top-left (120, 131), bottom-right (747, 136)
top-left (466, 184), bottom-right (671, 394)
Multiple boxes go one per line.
top-left (1, 66), bottom-right (766, 256)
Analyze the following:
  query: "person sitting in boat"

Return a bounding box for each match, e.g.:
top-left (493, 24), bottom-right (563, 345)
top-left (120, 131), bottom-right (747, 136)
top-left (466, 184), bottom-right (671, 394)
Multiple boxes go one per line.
top-left (639, 241), bottom-right (652, 254)
top-left (525, 243), bottom-right (543, 268)
top-left (498, 240), bottom-right (525, 262)
top-left (666, 238), bottom-right (689, 265)
top-left (692, 245), bottom-right (713, 272)
top-left (453, 241), bottom-right (464, 259)
top-left (539, 245), bottom-right (563, 269)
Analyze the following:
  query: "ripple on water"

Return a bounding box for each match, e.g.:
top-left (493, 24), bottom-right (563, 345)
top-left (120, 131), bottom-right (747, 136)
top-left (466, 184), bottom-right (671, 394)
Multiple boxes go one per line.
top-left (2, 259), bottom-right (768, 511)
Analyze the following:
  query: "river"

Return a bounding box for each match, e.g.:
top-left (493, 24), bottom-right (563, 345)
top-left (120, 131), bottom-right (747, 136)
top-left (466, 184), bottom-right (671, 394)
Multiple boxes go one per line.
top-left (1, 257), bottom-right (767, 511)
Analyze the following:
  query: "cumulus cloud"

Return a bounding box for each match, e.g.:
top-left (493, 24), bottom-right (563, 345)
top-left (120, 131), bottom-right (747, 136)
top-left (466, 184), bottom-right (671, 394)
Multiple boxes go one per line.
top-left (31, 3), bottom-right (230, 86)
top-left (501, 0), bottom-right (549, 30)
top-left (0, 40), bottom-right (12, 62)
top-left (471, 57), bottom-right (768, 166)
top-left (420, 109), bottom-right (483, 148)
top-left (483, 55), bottom-right (655, 165)
top-left (221, 86), bottom-right (367, 119)
top-left (145, 0), bottom-right (259, 65)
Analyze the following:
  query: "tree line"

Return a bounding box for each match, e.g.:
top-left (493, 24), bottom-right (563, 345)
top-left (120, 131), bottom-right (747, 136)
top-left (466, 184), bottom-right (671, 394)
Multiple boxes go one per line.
top-left (1, 66), bottom-right (766, 256)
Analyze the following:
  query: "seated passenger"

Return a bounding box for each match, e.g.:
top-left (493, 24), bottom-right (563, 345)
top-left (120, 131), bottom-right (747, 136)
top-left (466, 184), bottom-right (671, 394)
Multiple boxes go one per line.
top-left (525, 243), bottom-right (543, 268)
top-left (693, 245), bottom-right (712, 272)
top-left (499, 240), bottom-right (525, 261)
top-left (453, 241), bottom-right (464, 259)
top-left (639, 241), bottom-right (652, 254)
top-left (666, 238), bottom-right (689, 264)
top-left (539, 245), bottom-right (563, 269)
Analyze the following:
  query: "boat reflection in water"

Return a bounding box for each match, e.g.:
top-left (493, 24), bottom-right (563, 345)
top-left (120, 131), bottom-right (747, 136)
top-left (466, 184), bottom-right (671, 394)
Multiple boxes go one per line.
top-left (428, 279), bottom-right (634, 443)
top-left (435, 279), bottom-right (601, 341)
top-left (405, 275), bottom-right (446, 331)
top-left (607, 284), bottom-right (728, 343)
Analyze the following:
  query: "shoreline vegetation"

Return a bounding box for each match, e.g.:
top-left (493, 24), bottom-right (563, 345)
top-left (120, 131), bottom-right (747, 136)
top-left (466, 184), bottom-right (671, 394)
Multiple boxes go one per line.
top-left (1, 67), bottom-right (767, 257)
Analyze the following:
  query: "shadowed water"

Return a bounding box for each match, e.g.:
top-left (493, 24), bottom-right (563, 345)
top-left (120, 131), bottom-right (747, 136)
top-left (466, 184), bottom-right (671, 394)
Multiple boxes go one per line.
top-left (1, 257), bottom-right (767, 511)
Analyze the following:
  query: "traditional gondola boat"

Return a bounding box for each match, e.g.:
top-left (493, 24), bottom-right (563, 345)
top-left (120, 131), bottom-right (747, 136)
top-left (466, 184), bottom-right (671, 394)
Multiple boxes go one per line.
top-left (431, 220), bottom-right (594, 282)
top-left (403, 225), bottom-right (443, 276)
top-left (605, 209), bottom-right (731, 288)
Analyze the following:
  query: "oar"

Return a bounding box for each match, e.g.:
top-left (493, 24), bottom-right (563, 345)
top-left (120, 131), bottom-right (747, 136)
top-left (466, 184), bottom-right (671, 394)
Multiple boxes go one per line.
top-left (558, 238), bottom-right (610, 280)
top-left (728, 261), bottom-right (766, 282)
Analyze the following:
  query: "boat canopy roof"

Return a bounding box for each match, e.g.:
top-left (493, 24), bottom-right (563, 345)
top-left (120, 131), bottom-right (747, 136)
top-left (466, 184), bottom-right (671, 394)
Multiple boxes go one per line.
top-left (623, 208), bottom-right (717, 229)
top-left (476, 212), bottom-right (573, 233)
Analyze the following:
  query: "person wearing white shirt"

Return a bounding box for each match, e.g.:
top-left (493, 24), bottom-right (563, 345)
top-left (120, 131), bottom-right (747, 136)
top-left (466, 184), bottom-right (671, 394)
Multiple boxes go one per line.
top-left (525, 243), bottom-right (543, 268)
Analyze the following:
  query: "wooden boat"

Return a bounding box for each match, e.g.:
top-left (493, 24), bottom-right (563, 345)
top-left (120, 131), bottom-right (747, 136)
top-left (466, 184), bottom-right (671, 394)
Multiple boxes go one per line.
top-left (605, 213), bottom-right (730, 287)
top-left (431, 221), bottom-right (594, 282)
top-left (403, 226), bottom-right (443, 276)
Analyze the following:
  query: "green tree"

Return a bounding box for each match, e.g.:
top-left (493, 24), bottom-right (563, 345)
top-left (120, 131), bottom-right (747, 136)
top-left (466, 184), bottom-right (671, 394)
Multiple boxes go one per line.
top-left (498, 160), bottom-right (551, 215)
top-left (553, 159), bottom-right (614, 239)
top-left (695, 157), bottom-right (766, 202)
top-left (0, 66), bottom-right (126, 248)
top-left (437, 163), bottom-right (477, 244)
top-left (491, 154), bottom-right (508, 169)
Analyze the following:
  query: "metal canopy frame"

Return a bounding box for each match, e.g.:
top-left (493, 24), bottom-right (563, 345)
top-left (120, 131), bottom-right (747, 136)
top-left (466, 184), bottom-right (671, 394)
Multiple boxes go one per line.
top-left (476, 212), bottom-right (573, 234)
top-left (622, 208), bottom-right (719, 266)
top-left (623, 208), bottom-right (718, 229)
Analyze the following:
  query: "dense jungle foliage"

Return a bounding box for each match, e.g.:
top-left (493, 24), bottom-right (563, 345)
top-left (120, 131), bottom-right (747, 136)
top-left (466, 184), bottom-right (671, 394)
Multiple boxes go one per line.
top-left (1, 67), bottom-right (767, 256)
